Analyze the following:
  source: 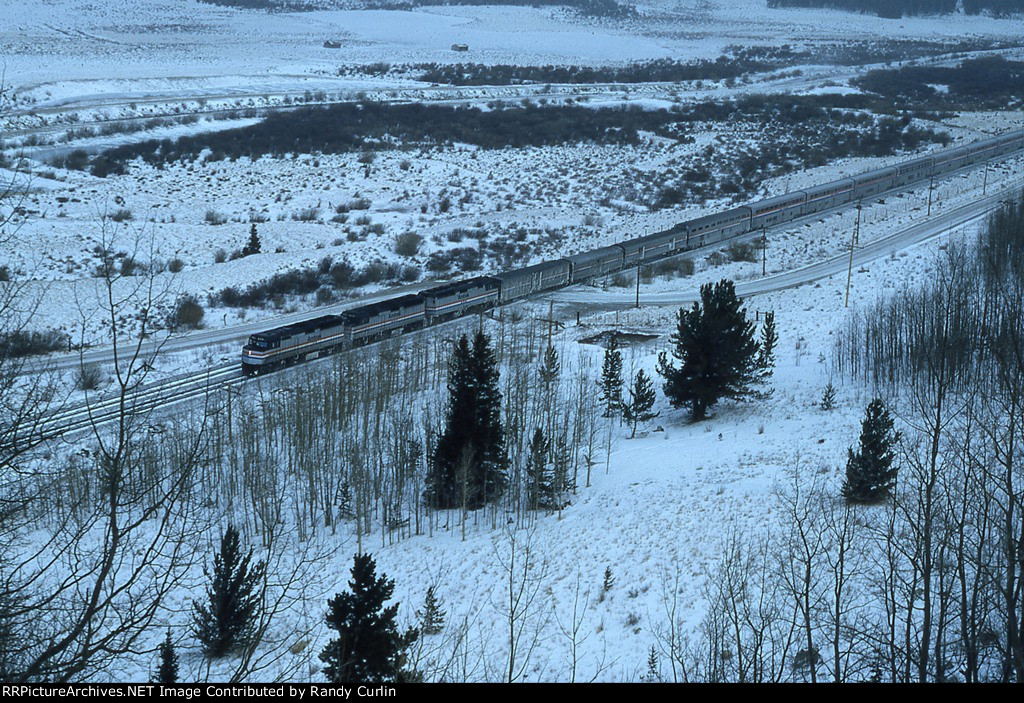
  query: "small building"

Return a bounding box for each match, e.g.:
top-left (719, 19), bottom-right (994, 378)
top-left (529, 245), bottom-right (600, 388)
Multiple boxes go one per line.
top-left (323, 40), bottom-right (342, 49)
top-left (451, 43), bottom-right (469, 52)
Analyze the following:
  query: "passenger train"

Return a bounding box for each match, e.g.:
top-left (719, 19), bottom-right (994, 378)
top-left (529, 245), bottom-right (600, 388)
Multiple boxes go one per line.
top-left (241, 128), bottom-right (1024, 376)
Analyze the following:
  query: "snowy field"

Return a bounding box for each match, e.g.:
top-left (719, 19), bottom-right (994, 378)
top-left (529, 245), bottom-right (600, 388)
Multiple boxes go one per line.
top-left (4, 0), bottom-right (1022, 104)
top-left (96, 192), bottom-right (994, 683)
top-left (4, 0), bottom-right (1024, 684)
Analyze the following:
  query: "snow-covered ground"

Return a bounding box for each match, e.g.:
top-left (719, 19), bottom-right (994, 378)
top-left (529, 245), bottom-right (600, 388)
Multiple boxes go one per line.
top-left (4, 0), bottom-right (1024, 683)
top-left (101, 187), bottom-right (988, 682)
top-left (4, 0), bottom-right (1024, 107)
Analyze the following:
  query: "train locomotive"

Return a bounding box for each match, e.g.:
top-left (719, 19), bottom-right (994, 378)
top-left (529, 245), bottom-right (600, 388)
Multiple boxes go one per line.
top-left (242, 128), bottom-right (1024, 376)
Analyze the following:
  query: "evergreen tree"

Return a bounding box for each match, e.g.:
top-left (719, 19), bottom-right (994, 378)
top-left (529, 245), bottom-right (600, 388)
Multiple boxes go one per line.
top-left (842, 398), bottom-right (901, 504)
top-left (602, 566), bottom-right (614, 594)
top-left (192, 524), bottom-right (266, 658)
top-left (758, 311), bottom-right (778, 374)
top-left (656, 279), bottom-right (761, 421)
top-left (242, 223), bottom-right (261, 257)
top-left (538, 345), bottom-right (560, 391)
top-left (622, 368), bottom-right (659, 438)
top-left (550, 432), bottom-right (573, 499)
top-left (154, 629), bottom-right (179, 684)
top-left (427, 335), bottom-right (473, 509)
top-left (427, 332), bottom-right (506, 509)
top-left (645, 644), bottom-right (660, 682)
top-left (337, 481), bottom-right (354, 521)
top-left (820, 381), bottom-right (837, 411)
top-left (469, 331), bottom-right (506, 505)
top-left (598, 335), bottom-right (624, 418)
top-left (416, 586), bottom-right (446, 636)
top-left (525, 427), bottom-right (555, 511)
top-left (320, 553), bottom-right (418, 683)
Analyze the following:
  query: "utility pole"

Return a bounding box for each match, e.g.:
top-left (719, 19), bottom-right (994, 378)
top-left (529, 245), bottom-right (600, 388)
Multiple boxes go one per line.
top-left (761, 225), bottom-right (767, 276)
top-left (927, 175), bottom-right (935, 216)
top-left (845, 201), bottom-right (861, 308)
top-left (983, 162), bottom-right (989, 195)
top-left (547, 300), bottom-right (554, 348)
top-left (226, 382), bottom-right (233, 445)
top-left (635, 264), bottom-right (641, 308)
top-left (538, 302), bottom-right (562, 348)
top-left (854, 198), bottom-right (862, 245)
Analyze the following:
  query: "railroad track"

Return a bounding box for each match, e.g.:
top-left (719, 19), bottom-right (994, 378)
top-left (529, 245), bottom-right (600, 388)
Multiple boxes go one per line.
top-left (6, 144), bottom-right (1022, 450)
top-left (3, 364), bottom-right (241, 452)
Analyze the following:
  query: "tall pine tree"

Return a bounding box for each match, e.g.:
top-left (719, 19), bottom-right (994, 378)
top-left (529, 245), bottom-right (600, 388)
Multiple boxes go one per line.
top-left (192, 524), bottom-right (266, 658)
top-left (242, 223), bottom-right (261, 257)
top-left (842, 398), bottom-right (901, 504)
top-left (415, 586), bottom-right (446, 636)
top-left (758, 311), bottom-right (778, 375)
top-left (320, 553), bottom-right (418, 683)
top-left (525, 427), bottom-right (555, 511)
top-left (598, 335), bottom-right (624, 418)
top-left (427, 331), bottom-right (506, 509)
top-left (538, 345), bottom-right (560, 391)
top-left (154, 629), bottom-right (179, 684)
top-left (469, 330), bottom-right (505, 505)
top-left (657, 279), bottom-right (761, 421)
top-left (622, 368), bottom-right (659, 438)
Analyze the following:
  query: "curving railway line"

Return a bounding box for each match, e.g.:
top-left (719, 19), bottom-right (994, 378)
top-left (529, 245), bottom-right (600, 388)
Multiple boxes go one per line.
top-left (7, 132), bottom-right (1024, 449)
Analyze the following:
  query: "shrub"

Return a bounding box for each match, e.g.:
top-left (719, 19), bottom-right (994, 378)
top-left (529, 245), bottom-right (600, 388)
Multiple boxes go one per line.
top-left (109, 208), bottom-right (133, 223)
top-left (395, 232), bottom-right (423, 257)
top-left (213, 249), bottom-right (227, 264)
top-left (76, 363), bottom-right (103, 391)
top-left (727, 241), bottom-right (758, 263)
top-left (0, 329), bottom-right (68, 358)
top-left (654, 256), bottom-right (694, 278)
top-left (167, 258), bottom-right (185, 273)
top-left (330, 261), bottom-right (355, 289)
top-left (205, 210), bottom-right (228, 225)
top-left (291, 207), bottom-right (320, 222)
top-left (119, 257), bottom-right (139, 277)
top-left (170, 294), bottom-right (205, 330)
top-left (706, 251), bottom-right (727, 267)
top-left (315, 287), bottom-right (336, 305)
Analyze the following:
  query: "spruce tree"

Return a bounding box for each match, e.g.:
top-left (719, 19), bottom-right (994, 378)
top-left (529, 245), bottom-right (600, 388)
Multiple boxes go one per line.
top-left (427, 332), bottom-right (506, 509)
top-left (416, 586), bottom-right (446, 636)
top-left (622, 368), bottom-right (659, 438)
top-left (598, 336), bottom-right (624, 418)
top-left (469, 330), bottom-right (506, 506)
top-left (525, 427), bottom-right (554, 511)
top-left (758, 311), bottom-right (778, 374)
top-left (320, 553), bottom-right (418, 683)
top-left (820, 382), bottom-right (837, 411)
top-left (600, 566), bottom-right (614, 601)
top-left (645, 644), bottom-right (660, 682)
top-left (155, 629), bottom-right (179, 684)
top-left (842, 398), bottom-right (901, 504)
top-left (192, 524), bottom-right (266, 658)
top-left (538, 345), bottom-right (560, 391)
top-left (427, 335), bottom-right (474, 509)
top-left (656, 279), bottom-right (761, 421)
top-left (550, 432), bottom-right (573, 499)
top-left (242, 223), bottom-right (261, 257)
